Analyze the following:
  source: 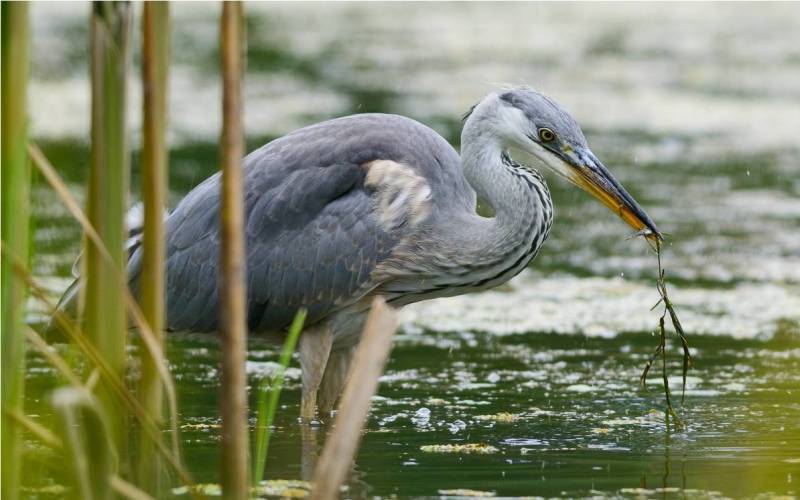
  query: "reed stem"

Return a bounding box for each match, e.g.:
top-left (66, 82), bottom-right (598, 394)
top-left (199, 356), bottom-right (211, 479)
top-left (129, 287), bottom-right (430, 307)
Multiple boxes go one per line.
top-left (310, 297), bottom-right (398, 500)
top-left (219, 2), bottom-right (249, 497)
top-left (85, 1), bottom-right (133, 460)
top-left (138, 2), bottom-right (170, 493)
top-left (1, 3), bottom-right (31, 499)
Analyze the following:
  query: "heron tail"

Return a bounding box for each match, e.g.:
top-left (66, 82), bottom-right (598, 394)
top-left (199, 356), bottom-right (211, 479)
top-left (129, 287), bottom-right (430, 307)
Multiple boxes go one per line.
top-left (45, 202), bottom-right (159, 336)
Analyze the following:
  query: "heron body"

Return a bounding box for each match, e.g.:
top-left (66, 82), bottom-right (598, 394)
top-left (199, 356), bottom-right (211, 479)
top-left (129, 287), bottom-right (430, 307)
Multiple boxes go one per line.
top-left (63, 88), bottom-right (661, 420)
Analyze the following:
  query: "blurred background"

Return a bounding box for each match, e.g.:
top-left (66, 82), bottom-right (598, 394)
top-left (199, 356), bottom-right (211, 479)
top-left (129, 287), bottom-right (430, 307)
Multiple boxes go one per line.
top-left (25, 2), bottom-right (800, 498)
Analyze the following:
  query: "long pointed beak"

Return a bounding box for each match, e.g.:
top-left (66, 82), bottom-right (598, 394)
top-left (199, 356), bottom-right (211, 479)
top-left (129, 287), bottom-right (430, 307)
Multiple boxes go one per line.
top-left (563, 148), bottom-right (662, 240)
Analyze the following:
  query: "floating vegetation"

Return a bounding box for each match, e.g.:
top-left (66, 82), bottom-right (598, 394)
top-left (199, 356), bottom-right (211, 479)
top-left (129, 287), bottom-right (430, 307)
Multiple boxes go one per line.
top-left (439, 489), bottom-right (496, 497)
top-left (180, 422), bottom-right (221, 431)
top-left (420, 443), bottom-right (499, 454)
top-left (426, 397), bottom-right (448, 406)
top-left (172, 479), bottom-right (311, 498)
top-left (640, 239), bottom-right (693, 428)
top-left (475, 412), bottom-right (520, 423)
top-left (620, 487), bottom-right (726, 498)
top-left (602, 410), bottom-right (664, 428)
top-left (20, 485), bottom-right (67, 496)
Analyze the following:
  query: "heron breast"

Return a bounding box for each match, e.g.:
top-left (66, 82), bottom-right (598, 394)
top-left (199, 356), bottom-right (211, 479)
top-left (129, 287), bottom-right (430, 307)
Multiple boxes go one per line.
top-left (363, 160), bottom-right (432, 231)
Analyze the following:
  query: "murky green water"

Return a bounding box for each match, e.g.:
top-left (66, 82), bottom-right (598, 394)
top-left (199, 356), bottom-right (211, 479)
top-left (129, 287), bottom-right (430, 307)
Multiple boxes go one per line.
top-left (22, 2), bottom-right (800, 498)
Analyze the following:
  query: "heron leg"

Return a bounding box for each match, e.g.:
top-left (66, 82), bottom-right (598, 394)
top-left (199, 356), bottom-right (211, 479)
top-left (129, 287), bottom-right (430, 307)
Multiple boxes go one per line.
top-left (300, 422), bottom-right (321, 481)
top-left (318, 345), bottom-right (356, 418)
top-left (298, 323), bottom-right (333, 422)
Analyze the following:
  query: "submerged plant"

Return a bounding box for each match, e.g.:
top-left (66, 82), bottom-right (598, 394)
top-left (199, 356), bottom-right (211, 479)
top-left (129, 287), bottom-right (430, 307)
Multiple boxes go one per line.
top-left (639, 239), bottom-right (693, 428)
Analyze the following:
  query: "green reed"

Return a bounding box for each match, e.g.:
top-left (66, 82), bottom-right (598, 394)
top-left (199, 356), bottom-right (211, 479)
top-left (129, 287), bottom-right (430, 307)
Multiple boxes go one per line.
top-left (1, 3), bottom-right (31, 499)
top-left (253, 309), bottom-right (307, 486)
top-left (84, 1), bottom-right (133, 456)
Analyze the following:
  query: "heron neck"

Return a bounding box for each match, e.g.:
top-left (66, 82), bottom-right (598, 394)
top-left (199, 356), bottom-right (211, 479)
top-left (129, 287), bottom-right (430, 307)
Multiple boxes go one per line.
top-left (460, 127), bottom-right (542, 229)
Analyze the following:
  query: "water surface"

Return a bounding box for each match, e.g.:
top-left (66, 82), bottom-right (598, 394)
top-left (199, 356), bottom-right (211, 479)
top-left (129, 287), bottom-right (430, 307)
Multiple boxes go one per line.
top-left (23, 3), bottom-right (800, 498)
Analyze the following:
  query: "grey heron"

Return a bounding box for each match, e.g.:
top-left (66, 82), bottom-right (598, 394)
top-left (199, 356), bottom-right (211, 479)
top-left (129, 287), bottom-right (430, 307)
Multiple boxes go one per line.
top-left (59, 87), bottom-right (661, 421)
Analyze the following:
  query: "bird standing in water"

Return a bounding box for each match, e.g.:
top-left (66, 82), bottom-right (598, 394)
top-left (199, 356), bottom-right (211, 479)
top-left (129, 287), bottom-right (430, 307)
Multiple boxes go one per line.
top-left (59, 87), bottom-right (661, 421)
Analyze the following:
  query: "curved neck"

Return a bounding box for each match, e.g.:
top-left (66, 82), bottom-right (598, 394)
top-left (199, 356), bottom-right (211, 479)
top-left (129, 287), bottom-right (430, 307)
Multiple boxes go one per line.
top-left (460, 119), bottom-right (538, 229)
top-left (380, 109), bottom-right (554, 302)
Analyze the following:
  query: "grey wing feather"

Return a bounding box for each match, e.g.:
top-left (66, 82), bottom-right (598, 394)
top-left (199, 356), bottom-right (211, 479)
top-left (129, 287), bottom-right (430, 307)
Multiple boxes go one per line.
top-left (128, 113), bottom-right (472, 333)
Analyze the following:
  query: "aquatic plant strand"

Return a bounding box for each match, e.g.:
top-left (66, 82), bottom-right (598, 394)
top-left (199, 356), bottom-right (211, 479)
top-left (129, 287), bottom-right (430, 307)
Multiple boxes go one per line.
top-left (640, 239), bottom-right (693, 428)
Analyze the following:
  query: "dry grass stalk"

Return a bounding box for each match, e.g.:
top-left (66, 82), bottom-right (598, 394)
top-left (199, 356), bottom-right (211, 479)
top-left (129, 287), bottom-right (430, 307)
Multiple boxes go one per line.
top-left (28, 144), bottom-right (185, 466)
top-left (218, 2), bottom-right (250, 497)
top-left (51, 387), bottom-right (117, 500)
top-left (309, 297), bottom-right (398, 500)
top-left (3, 408), bottom-right (154, 500)
top-left (2, 245), bottom-right (193, 488)
top-left (1, 3), bottom-right (31, 499)
top-left (139, 1), bottom-right (171, 493)
top-left (108, 476), bottom-right (155, 500)
top-left (25, 326), bottom-right (84, 388)
top-left (4, 407), bottom-right (63, 450)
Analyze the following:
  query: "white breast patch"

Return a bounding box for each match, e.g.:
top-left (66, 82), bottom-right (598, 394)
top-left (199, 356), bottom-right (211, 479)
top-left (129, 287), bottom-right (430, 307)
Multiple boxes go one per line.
top-left (363, 160), bottom-right (432, 231)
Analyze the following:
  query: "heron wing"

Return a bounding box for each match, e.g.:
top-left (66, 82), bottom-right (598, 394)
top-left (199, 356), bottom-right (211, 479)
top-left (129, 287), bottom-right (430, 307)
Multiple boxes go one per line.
top-left (130, 113), bottom-right (470, 333)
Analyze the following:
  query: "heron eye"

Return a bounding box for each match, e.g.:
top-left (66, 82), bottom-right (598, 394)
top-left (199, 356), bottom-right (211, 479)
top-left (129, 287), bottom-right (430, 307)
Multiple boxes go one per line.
top-left (538, 128), bottom-right (556, 142)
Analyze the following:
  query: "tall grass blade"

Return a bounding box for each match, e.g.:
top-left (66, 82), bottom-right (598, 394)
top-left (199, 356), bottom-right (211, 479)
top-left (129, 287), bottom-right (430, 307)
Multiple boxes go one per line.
top-left (25, 326), bottom-right (84, 388)
top-left (86, 0), bottom-right (133, 458)
top-left (52, 387), bottom-right (117, 500)
top-left (2, 246), bottom-right (194, 489)
top-left (138, 2), bottom-right (171, 494)
top-left (4, 407), bottom-right (63, 450)
top-left (253, 309), bottom-right (307, 485)
top-left (1, 3), bottom-right (31, 499)
top-left (4, 406), bottom-right (154, 500)
top-left (109, 476), bottom-right (155, 500)
top-left (28, 143), bottom-right (186, 470)
top-left (310, 297), bottom-right (398, 500)
top-left (218, 2), bottom-right (249, 497)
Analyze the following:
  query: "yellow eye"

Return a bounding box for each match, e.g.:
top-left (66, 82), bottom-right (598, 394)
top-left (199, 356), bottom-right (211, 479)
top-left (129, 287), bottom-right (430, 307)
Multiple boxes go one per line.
top-left (538, 128), bottom-right (556, 142)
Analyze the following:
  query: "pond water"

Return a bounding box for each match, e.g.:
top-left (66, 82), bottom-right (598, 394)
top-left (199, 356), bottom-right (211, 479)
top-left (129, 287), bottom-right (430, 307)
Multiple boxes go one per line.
top-left (22, 2), bottom-right (800, 498)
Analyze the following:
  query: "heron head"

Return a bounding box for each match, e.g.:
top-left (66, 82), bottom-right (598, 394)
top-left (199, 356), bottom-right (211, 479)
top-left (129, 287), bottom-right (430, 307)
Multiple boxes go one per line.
top-left (492, 87), bottom-right (662, 240)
